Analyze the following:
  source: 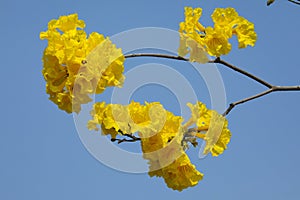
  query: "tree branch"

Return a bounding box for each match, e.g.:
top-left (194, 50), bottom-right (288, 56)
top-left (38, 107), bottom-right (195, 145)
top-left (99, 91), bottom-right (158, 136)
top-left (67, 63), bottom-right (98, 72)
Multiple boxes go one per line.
top-left (267, 0), bottom-right (275, 6)
top-left (212, 57), bottom-right (273, 88)
top-left (267, 0), bottom-right (300, 6)
top-left (223, 85), bottom-right (300, 116)
top-left (111, 131), bottom-right (141, 144)
top-left (124, 53), bottom-right (300, 116)
top-left (124, 53), bottom-right (188, 61)
top-left (222, 89), bottom-right (273, 116)
top-left (111, 137), bottom-right (141, 144)
top-left (124, 53), bottom-right (273, 88)
top-left (288, 0), bottom-right (300, 5)
top-left (272, 85), bottom-right (300, 91)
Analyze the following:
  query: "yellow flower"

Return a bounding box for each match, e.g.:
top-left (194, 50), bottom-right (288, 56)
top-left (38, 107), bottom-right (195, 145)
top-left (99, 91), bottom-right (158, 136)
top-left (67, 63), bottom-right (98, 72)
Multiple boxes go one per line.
top-left (40, 14), bottom-right (125, 113)
top-left (161, 153), bottom-right (203, 191)
top-left (211, 7), bottom-right (239, 29)
top-left (178, 7), bottom-right (208, 63)
top-left (185, 36), bottom-right (209, 63)
top-left (185, 101), bottom-right (208, 128)
top-left (85, 37), bottom-right (125, 93)
top-left (88, 103), bottom-right (130, 138)
top-left (87, 102), bottom-right (106, 131)
top-left (128, 101), bottom-right (151, 125)
top-left (103, 104), bottom-right (133, 134)
top-left (139, 107), bottom-right (183, 154)
top-left (187, 101), bottom-right (231, 156)
top-left (138, 105), bottom-right (204, 191)
top-left (180, 7), bottom-right (205, 34)
top-left (40, 13), bottom-right (85, 34)
top-left (203, 26), bottom-right (232, 57)
top-left (211, 8), bottom-right (257, 48)
top-left (88, 101), bottom-right (169, 139)
top-left (201, 110), bottom-right (231, 156)
top-left (178, 33), bottom-right (189, 56)
top-left (88, 101), bottom-right (214, 191)
top-left (233, 17), bottom-right (257, 48)
top-left (42, 54), bottom-right (67, 93)
top-left (178, 7), bottom-right (257, 58)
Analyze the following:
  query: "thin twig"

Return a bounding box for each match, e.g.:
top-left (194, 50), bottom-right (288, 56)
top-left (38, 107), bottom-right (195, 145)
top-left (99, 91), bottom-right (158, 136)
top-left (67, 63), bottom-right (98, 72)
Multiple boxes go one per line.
top-left (124, 53), bottom-right (188, 61)
top-left (222, 89), bottom-right (273, 116)
top-left (212, 59), bottom-right (300, 115)
top-left (267, 0), bottom-right (275, 6)
top-left (111, 130), bottom-right (141, 144)
top-left (213, 57), bottom-right (273, 89)
top-left (122, 133), bottom-right (141, 140)
top-left (111, 137), bottom-right (141, 144)
top-left (124, 53), bottom-right (300, 116)
top-left (223, 85), bottom-right (300, 116)
top-left (125, 53), bottom-right (273, 88)
top-left (111, 135), bottom-right (141, 144)
top-left (288, 0), bottom-right (300, 5)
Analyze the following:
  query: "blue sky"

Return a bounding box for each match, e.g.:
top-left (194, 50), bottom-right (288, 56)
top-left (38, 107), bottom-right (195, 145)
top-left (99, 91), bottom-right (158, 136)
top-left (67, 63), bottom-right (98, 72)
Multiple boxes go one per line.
top-left (1, 0), bottom-right (300, 199)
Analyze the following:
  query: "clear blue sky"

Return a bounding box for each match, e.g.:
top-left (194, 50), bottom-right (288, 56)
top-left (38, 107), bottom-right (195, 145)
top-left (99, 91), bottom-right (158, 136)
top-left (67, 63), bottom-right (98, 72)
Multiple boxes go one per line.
top-left (1, 0), bottom-right (300, 199)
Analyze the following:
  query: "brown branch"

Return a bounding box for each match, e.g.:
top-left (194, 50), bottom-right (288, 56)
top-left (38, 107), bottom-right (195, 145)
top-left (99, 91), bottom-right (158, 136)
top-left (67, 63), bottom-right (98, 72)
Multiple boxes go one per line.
top-left (273, 85), bottom-right (300, 91)
top-left (124, 53), bottom-right (300, 116)
top-left (288, 0), bottom-right (300, 5)
top-left (111, 131), bottom-right (141, 144)
top-left (124, 53), bottom-right (188, 61)
top-left (267, 0), bottom-right (300, 6)
top-left (267, 0), bottom-right (275, 6)
top-left (211, 58), bottom-right (300, 115)
top-left (212, 57), bottom-right (273, 88)
top-left (111, 137), bottom-right (141, 144)
top-left (223, 85), bottom-right (300, 116)
top-left (222, 89), bottom-right (273, 116)
top-left (125, 53), bottom-right (273, 88)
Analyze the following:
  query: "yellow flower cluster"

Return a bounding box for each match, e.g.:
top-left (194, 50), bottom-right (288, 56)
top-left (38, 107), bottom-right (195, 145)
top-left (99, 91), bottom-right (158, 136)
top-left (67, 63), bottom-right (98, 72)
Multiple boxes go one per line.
top-left (88, 101), bottom-right (231, 191)
top-left (40, 14), bottom-right (125, 113)
top-left (87, 101), bottom-right (166, 138)
top-left (179, 7), bottom-right (257, 59)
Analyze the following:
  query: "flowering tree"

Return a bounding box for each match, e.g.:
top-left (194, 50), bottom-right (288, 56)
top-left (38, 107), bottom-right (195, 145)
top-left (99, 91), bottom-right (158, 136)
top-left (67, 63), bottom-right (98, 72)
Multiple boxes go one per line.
top-left (40, 4), bottom-right (300, 191)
